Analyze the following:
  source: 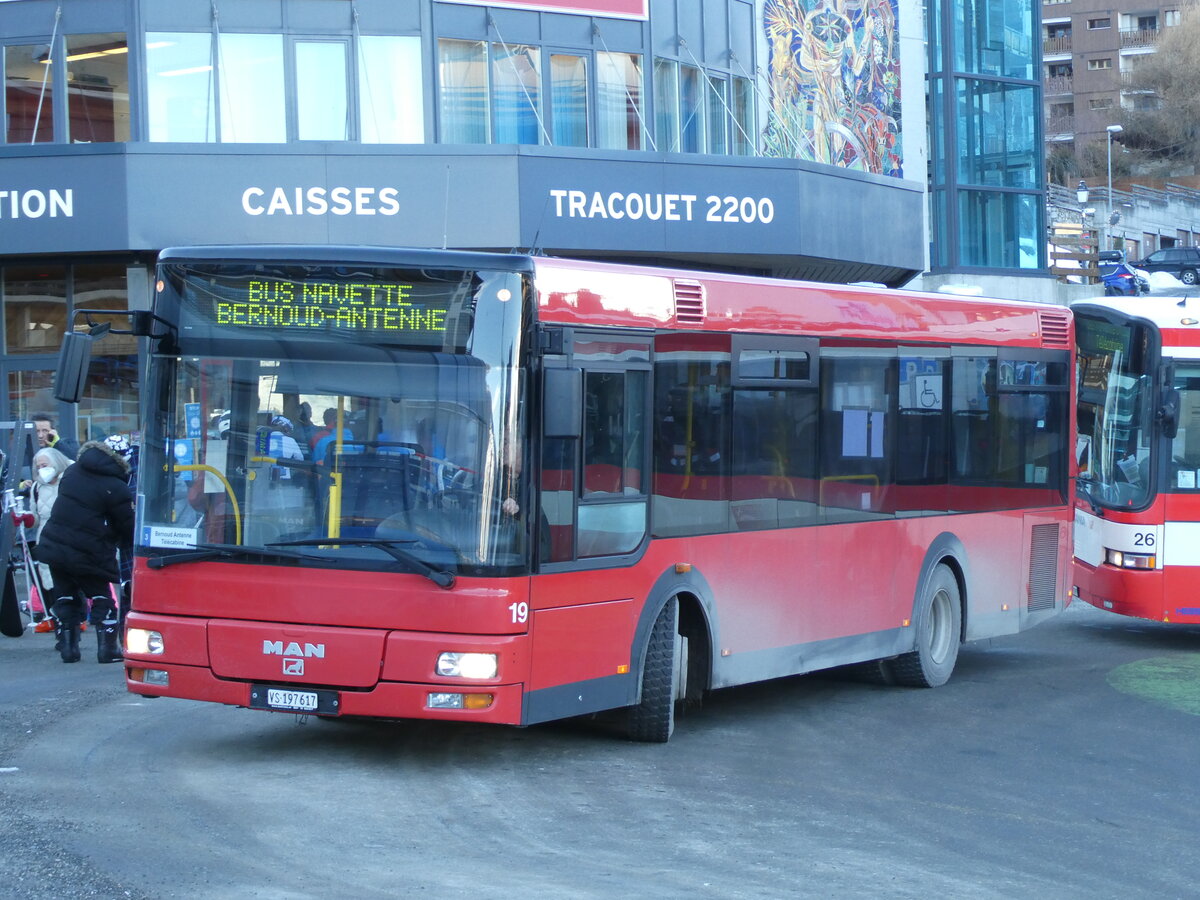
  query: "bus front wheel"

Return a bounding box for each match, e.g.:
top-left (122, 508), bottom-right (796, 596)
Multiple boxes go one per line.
top-left (627, 597), bottom-right (681, 742)
top-left (891, 565), bottom-right (961, 688)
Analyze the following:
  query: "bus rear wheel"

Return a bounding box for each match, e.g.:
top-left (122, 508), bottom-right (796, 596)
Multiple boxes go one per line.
top-left (891, 565), bottom-right (961, 688)
top-left (627, 597), bottom-right (682, 742)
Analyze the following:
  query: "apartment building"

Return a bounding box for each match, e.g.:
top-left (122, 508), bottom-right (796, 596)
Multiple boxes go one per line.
top-left (1043, 0), bottom-right (1180, 152)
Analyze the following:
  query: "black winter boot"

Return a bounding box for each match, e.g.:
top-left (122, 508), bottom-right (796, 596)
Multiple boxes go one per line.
top-left (97, 623), bottom-right (123, 664)
top-left (59, 622), bottom-right (81, 663)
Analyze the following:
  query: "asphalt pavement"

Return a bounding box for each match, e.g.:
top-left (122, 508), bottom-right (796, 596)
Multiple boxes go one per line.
top-left (1, 599), bottom-right (1197, 899)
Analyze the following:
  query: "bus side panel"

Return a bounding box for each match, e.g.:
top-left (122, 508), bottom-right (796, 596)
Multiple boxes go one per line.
top-left (525, 598), bottom-right (638, 723)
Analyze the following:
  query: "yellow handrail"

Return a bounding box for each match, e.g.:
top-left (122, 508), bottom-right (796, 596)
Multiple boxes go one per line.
top-left (171, 464), bottom-right (243, 545)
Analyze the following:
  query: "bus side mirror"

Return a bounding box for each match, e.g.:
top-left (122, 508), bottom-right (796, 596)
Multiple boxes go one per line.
top-left (1160, 387), bottom-right (1180, 440)
top-left (53, 331), bottom-right (93, 403)
top-left (543, 368), bottom-right (582, 438)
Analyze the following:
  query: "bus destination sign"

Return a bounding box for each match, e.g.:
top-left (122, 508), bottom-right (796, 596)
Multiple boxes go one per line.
top-left (214, 279), bottom-right (448, 335)
top-left (176, 267), bottom-right (465, 344)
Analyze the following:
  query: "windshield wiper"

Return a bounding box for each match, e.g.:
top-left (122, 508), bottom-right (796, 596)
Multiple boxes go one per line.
top-left (269, 538), bottom-right (456, 589)
top-left (147, 542), bottom-right (325, 570)
top-left (1075, 480), bottom-right (1105, 517)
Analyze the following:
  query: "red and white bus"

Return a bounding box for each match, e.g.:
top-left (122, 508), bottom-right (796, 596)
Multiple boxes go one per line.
top-left (117, 246), bottom-right (1074, 741)
top-left (1073, 296), bottom-right (1200, 623)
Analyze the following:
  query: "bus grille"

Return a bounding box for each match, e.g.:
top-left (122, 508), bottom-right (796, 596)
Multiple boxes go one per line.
top-left (1028, 523), bottom-right (1060, 611)
top-left (1038, 311), bottom-right (1071, 349)
top-left (673, 280), bottom-right (706, 325)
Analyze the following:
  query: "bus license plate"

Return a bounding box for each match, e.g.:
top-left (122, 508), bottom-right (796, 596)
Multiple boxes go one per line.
top-left (268, 689), bottom-right (317, 711)
top-left (250, 685), bottom-right (339, 715)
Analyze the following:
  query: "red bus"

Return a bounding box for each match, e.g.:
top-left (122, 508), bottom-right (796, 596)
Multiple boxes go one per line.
top-left (1073, 296), bottom-right (1200, 623)
top-left (118, 246), bottom-right (1074, 741)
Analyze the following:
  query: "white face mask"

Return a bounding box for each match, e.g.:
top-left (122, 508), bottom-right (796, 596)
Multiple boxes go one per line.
top-left (37, 466), bottom-right (57, 484)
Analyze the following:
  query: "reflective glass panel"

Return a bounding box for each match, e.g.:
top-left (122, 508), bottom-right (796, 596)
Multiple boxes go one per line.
top-left (707, 76), bottom-right (728, 155)
top-left (218, 33), bottom-right (285, 143)
top-left (1169, 361), bottom-right (1200, 493)
top-left (8, 370), bottom-right (55, 423)
top-left (679, 65), bottom-right (704, 153)
top-left (492, 43), bottom-right (541, 145)
top-left (5, 43), bottom-right (54, 143)
top-left (358, 36), bottom-right (423, 144)
top-left (439, 39), bottom-right (488, 144)
top-left (953, 0), bottom-right (1033, 78)
top-left (596, 51), bottom-right (642, 151)
top-left (1075, 315), bottom-right (1154, 509)
top-left (956, 81), bottom-right (1036, 189)
top-left (146, 33), bottom-right (215, 142)
top-left (296, 41), bottom-right (347, 141)
top-left (550, 54), bottom-right (588, 147)
top-left (4, 265), bottom-right (66, 353)
top-left (957, 190), bottom-right (1040, 268)
top-left (731, 77), bottom-right (754, 156)
top-left (66, 33), bottom-right (130, 142)
top-left (653, 58), bottom-right (678, 152)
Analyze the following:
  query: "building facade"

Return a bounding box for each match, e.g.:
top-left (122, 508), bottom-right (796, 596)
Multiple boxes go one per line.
top-left (1042, 0), bottom-right (1177, 157)
top-left (0, 0), bottom-right (1042, 445)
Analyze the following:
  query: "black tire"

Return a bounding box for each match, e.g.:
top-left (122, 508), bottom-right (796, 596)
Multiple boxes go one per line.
top-left (890, 565), bottom-right (961, 688)
top-left (1182, 269), bottom-right (1198, 286)
top-left (627, 597), bottom-right (678, 742)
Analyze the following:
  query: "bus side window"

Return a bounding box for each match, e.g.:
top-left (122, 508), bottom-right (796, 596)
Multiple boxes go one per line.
top-left (578, 369), bottom-right (647, 557)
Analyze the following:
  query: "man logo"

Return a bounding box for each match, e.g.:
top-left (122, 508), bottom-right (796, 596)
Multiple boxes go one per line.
top-left (262, 640), bottom-right (325, 658)
top-left (282, 658), bottom-right (305, 676)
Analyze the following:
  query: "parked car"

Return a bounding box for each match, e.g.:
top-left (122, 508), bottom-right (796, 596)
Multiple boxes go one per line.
top-left (1100, 261), bottom-right (1149, 296)
top-left (1131, 247), bottom-right (1200, 285)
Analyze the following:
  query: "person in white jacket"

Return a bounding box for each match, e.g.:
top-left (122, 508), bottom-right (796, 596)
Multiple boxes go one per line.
top-left (29, 446), bottom-right (73, 598)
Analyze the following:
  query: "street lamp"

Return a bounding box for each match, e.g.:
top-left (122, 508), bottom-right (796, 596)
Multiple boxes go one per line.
top-left (1077, 180), bottom-right (1089, 205)
top-left (1106, 125), bottom-right (1123, 250)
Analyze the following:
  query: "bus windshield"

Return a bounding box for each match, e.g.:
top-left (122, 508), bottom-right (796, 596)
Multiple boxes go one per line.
top-left (138, 259), bottom-right (530, 575)
top-left (1075, 312), bottom-right (1155, 509)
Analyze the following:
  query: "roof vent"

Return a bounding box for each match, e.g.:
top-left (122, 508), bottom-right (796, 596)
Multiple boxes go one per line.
top-left (673, 280), bottom-right (706, 325)
top-left (1039, 311), bottom-right (1071, 348)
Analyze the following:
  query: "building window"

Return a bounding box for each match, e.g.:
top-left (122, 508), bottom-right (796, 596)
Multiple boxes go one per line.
top-left (358, 36), bottom-right (423, 144)
top-left (596, 51), bottom-right (643, 151)
top-left (148, 32), bottom-right (285, 143)
top-left (4, 265), bottom-right (65, 353)
top-left (438, 39), bottom-right (488, 144)
top-left (66, 34), bottom-right (130, 142)
top-left (296, 41), bottom-right (348, 141)
top-left (1087, 58), bottom-right (1113, 70)
top-left (1165, 10), bottom-right (1181, 26)
top-left (217, 33), bottom-right (285, 142)
top-left (492, 43), bottom-right (542, 145)
top-left (653, 58), bottom-right (679, 151)
top-left (550, 53), bottom-right (588, 147)
top-left (731, 77), bottom-right (755, 156)
top-left (957, 81), bottom-right (1037, 189)
top-left (1088, 97), bottom-right (1114, 110)
top-left (5, 43), bottom-right (55, 143)
top-left (706, 75), bottom-right (728, 155)
top-left (146, 33), bottom-right (215, 142)
top-left (1087, 18), bottom-right (1111, 29)
top-left (679, 64), bottom-right (704, 153)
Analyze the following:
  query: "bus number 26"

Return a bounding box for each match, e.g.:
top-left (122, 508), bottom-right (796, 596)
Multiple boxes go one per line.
top-left (1132, 532), bottom-right (1155, 547)
top-left (509, 602), bottom-right (529, 624)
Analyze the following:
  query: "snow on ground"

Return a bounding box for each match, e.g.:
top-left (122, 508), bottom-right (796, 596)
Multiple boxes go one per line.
top-left (1146, 270), bottom-right (1185, 289)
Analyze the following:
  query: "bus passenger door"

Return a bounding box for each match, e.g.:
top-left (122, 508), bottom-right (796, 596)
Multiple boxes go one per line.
top-left (525, 331), bottom-right (652, 720)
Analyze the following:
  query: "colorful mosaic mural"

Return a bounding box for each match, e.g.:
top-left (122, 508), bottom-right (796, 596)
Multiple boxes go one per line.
top-left (763, 0), bottom-right (903, 177)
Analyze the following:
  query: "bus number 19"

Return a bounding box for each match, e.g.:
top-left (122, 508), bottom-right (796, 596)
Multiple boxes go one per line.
top-left (509, 602), bottom-right (529, 624)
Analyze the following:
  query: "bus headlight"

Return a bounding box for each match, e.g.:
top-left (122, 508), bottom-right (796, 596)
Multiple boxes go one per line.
top-left (126, 628), bottom-right (165, 655)
top-left (1105, 549), bottom-right (1156, 570)
top-left (436, 652), bottom-right (498, 680)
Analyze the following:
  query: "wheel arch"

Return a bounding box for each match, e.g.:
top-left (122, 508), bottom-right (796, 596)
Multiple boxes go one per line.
top-left (629, 567), bottom-right (716, 701)
top-left (911, 533), bottom-right (970, 645)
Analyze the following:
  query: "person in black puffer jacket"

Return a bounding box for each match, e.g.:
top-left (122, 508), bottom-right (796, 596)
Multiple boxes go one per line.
top-left (35, 437), bottom-right (134, 664)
